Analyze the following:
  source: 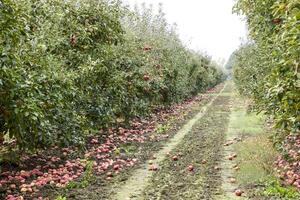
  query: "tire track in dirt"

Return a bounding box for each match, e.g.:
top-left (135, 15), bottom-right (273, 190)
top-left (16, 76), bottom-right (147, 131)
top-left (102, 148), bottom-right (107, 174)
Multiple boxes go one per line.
top-left (142, 85), bottom-right (232, 200)
top-left (111, 83), bottom-right (228, 200)
top-left (217, 94), bottom-right (247, 200)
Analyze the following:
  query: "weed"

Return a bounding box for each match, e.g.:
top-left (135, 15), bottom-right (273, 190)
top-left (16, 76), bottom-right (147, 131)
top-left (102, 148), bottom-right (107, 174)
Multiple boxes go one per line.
top-left (264, 180), bottom-right (300, 199)
top-left (55, 196), bottom-right (67, 200)
top-left (155, 124), bottom-right (170, 134)
top-left (66, 160), bottom-right (94, 189)
top-left (114, 144), bottom-right (137, 156)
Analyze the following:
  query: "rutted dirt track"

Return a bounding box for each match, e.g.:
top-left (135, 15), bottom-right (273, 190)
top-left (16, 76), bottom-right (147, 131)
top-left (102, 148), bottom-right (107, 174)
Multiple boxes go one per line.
top-left (142, 89), bottom-right (230, 199)
top-left (109, 83), bottom-right (238, 200)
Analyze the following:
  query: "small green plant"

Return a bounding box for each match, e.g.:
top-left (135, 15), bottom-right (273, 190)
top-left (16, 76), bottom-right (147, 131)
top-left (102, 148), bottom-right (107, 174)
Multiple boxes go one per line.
top-left (55, 196), bottom-right (67, 200)
top-left (114, 144), bottom-right (137, 156)
top-left (264, 180), bottom-right (300, 199)
top-left (155, 124), bottom-right (170, 134)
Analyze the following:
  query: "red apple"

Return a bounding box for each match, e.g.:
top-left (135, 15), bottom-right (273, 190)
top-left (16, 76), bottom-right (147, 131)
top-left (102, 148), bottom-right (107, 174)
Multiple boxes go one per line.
top-left (143, 75), bottom-right (150, 81)
top-left (149, 165), bottom-right (158, 171)
top-left (235, 189), bottom-right (243, 196)
top-left (187, 165), bottom-right (194, 172)
top-left (113, 164), bottom-right (120, 171)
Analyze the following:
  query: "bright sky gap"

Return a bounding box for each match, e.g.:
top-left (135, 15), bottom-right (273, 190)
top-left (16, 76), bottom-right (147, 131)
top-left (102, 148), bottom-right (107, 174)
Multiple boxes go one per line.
top-left (124, 0), bottom-right (247, 64)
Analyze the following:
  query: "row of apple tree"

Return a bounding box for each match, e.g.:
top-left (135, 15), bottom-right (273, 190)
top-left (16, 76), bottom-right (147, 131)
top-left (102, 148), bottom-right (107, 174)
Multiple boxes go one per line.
top-left (0, 0), bottom-right (225, 150)
top-left (231, 0), bottom-right (299, 135)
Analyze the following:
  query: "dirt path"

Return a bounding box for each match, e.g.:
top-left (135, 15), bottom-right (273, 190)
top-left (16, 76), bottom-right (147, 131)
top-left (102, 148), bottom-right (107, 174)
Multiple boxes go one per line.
top-left (109, 82), bottom-right (244, 200)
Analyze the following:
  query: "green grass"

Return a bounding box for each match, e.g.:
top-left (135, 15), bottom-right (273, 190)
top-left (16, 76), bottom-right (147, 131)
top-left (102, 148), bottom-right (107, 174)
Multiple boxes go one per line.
top-left (229, 96), bottom-right (277, 184)
top-left (264, 179), bottom-right (300, 199)
top-left (230, 93), bottom-right (299, 199)
top-left (235, 134), bottom-right (278, 185)
top-left (228, 107), bottom-right (264, 137)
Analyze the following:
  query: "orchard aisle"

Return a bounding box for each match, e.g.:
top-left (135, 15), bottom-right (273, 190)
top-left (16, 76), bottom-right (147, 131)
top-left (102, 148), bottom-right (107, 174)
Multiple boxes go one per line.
top-left (109, 82), bottom-right (245, 200)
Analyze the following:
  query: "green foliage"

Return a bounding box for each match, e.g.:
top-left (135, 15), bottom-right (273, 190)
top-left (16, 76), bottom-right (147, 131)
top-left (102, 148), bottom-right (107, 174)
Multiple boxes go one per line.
top-left (224, 51), bottom-right (238, 78)
top-left (233, 0), bottom-right (300, 134)
top-left (0, 0), bottom-right (124, 149)
top-left (264, 180), bottom-right (300, 199)
top-left (0, 0), bottom-right (224, 150)
top-left (55, 196), bottom-right (67, 200)
top-left (114, 143), bottom-right (137, 156)
top-left (155, 124), bottom-right (170, 134)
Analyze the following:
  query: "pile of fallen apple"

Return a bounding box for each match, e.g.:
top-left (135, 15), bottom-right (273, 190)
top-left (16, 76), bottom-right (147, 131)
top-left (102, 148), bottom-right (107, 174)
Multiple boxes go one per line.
top-left (275, 134), bottom-right (300, 190)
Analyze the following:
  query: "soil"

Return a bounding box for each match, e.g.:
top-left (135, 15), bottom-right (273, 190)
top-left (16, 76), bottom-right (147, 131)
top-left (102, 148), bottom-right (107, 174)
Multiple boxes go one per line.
top-left (37, 85), bottom-right (224, 200)
top-left (2, 83), bottom-right (251, 200)
top-left (139, 85), bottom-right (231, 200)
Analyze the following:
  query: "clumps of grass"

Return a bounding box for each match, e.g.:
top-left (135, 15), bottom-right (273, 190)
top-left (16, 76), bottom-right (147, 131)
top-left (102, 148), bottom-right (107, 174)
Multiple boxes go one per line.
top-left (230, 96), bottom-right (300, 199)
top-left (234, 130), bottom-right (300, 198)
top-left (235, 134), bottom-right (278, 185)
